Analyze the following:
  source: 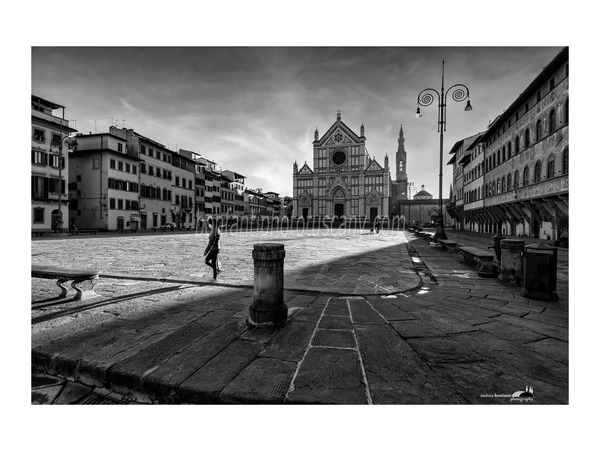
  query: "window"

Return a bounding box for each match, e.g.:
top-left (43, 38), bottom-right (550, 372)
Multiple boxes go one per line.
top-left (502, 177), bottom-right (506, 192)
top-left (117, 199), bottom-right (123, 209)
top-left (33, 207), bottom-right (45, 223)
top-left (525, 129), bottom-right (531, 147)
top-left (536, 120), bottom-right (543, 141)
top-left (514, 170), bottom-right (519, 188)
top-left (507, 142), bottom-right (512, 159)
top-left (507, 174), bottom-right (512, 191)
top-left (141, 145), bottom-right (146, 154)
top-left (118, 143), bottom-right (123, 152)
top-left (156, 151), bottom-right (161, 160)
top-left (125, 163), bottom-right (131, 173)
top-left (118, 161), bottom-right (123, 171)
top-left (175, 176), bottom-right (180, 187)
top-left (534, 161), bottom-right (542, 183)
top-left (110, 159), bottom-right (116, 169)
top-left (109, 198), bottom-right (116, 209)
top-left (523, 166), bottom-right (529, 186)
top-left (547, 154), bottom-right (556, 178)
top-left (31, 150), bottom-right (47, 165)
top-left (549, 109), bottom-right (556, 133)
top-left (51, 133), bottom-right (61, 148)
top-left (502, 146), bottom-right (506, 162)
top-left (148, 148), bottom-right (154, 157)
top-left (148, 165), bottom-right (154, 176)
top-left (140, 163), bottom-right (146, 174)
top-left (562, 148), bottom-right (569, 174)
top-left (125, 200), bottom-right (131, 210)
top-left (175, 195), bottom-right (180, 205)
top-left (564, 98), bottom-right (569, 124)
top-left (515, 136), bottom-right (520, 154)
top-left (156, 168), bottom-right (161, 178)
top-left (132, 165), bottom-right (137, 174)
top-left (33, 128), bottom-right (45, 142)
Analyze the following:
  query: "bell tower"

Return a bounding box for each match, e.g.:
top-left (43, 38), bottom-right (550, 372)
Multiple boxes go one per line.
top-left (395, 125), bottom-right (408, 199)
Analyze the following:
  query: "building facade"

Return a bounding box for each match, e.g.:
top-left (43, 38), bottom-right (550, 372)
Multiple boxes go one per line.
top-left (292, 111), bottom-right (391, 222)
top-left (31, 95), bottom-right (77, 233)
top-left (68, 132), bottom-right (140, 231)
top-left (452, 47), bottom-right (569, 241)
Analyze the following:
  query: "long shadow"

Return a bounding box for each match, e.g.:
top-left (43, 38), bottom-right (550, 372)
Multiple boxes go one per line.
top-left (32, 285), bottom-right (192, 325)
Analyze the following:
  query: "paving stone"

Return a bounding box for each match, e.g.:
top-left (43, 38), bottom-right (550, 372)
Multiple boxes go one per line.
top-left (258, 320), bottom-right (315, 362)
top-left (32, 384), bottom-right (64, 405)
top-left (389, 320), bottom-right (446, 339)
top-left (140, 317), bottom-right (249, 398)
top-left (406, 336), bottom-right (482, 364)
top-left (294, 302), bottom-right (326, 322)
top-left (354, 324), bottom-right (462, 404)
top-left (318, 315), bottom-right (353, 330)
top-left (476, 321), bottom-right (547, 345)
top-left (179, 339), bottom-right (264, 403)
top-left (312, 329), bottom-right (356, 348)
top-left (368, 298), bottom-right (417, 321)
top-left (408, 309), bottom-right (476, 334)
top-left (497, 314), bottom-right (568, 342)
top-left (107, 321), bottom-right (215, 391)
top-left (286, 347), bottom-right (367, 404)
top-left (523, 338), bottom-right (568, 366)
top-left (220, 357), bottom-right (296, 404)
top-left (348, 298), bottom-right (386, 324)
top-left (324, 298), bottom-right (350, 316)
top-left (53, 381), bottom-right (94, 404)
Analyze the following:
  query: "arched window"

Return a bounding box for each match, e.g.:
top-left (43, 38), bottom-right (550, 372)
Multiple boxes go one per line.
top-left (525, 129), bottom-right (531, 147)
top-left (549, 109), bottom-right (556, 133)
top-left (502, 146), bottom-right (506, 162)
top-left (507, 142), bottom-right (512, 158)
top-left (514, 170), bottom-right (519, 188)
top-left (497, 150), bottom-right (501, 166)
top-left (536, 120), bottom-right (543, 141)
top-left (501, 176), bottom-right (506, 192)
top-left (523, 166), bottom-right (530, 186)
top-left (562, 147), bottom-right (569, 174)
top-left (515, 136), bottom-right (520, 154)
top-left (478, 186), bottom-right (481, 200)
top-left (497, 178), bottom-right (501, 194)
top-left (547, 154), bottom-right (555, 178)
top-left (492, 153), bottom-right (496, 167)
top-left (563, 98), bottom-right (569, 124)
top-left (534, 160), bottom-right (542, 183)
top-left (507, 173), bottom-right (512, 191)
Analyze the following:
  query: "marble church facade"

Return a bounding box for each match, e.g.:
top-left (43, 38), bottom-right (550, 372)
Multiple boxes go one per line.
top-left (292, 111), bottom-right (391, 222)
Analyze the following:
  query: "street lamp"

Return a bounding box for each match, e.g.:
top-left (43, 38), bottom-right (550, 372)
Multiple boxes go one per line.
top-left (56, 132), bottom-right (80, 233)
top-left (416, 60), bottom-right (472, 241)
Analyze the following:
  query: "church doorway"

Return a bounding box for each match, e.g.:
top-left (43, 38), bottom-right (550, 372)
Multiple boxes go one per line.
top-left (302, 208), bottom-right (309, 219)
top-left (369, 207), bottom-right (378, 223)
top-left (334, 203), bottom-right (344, 218)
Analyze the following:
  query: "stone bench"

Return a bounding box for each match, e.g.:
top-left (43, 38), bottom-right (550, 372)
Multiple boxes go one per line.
top-left (438, 239), bottom-right (458, 252)
top-left (32, 265), bottom-right (100, 300)
top-left (69, 229), bottom-right (98, 235)
top-left (459, 247), bottom-right (497, 277)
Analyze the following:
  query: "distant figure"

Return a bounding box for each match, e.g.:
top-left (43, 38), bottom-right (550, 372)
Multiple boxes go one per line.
top-left (69, 219), bottom-right (79, 235)
top-left (204, 221), bottom-right (221, 281)
top-left (375, 219), bottom-right (381, 234)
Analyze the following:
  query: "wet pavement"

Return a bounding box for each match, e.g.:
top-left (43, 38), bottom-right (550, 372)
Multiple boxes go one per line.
top-left (31, 228), bottom-right (569, 405)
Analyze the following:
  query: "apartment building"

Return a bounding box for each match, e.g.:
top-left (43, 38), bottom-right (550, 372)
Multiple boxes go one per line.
top-left (31, 95), bottom-right (77, 233)
top-left (171, 152), bottom-right (195, 229)
top-left (451, 47), bottom-right (568, 241)
top-left (68, 132), bottom-right (141, 230)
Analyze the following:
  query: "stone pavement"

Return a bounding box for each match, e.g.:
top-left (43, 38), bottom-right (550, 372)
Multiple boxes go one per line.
top-left (31, 228), bottom-right (568, 404)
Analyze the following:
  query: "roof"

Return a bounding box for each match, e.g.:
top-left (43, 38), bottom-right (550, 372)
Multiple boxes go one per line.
top-left (414, 190), bottom-right (433, 198)
top-left (32, 95), bottom-right (65, 110)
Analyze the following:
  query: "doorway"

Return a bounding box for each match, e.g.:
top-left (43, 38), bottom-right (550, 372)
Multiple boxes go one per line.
top-left (302, 208), bottom-right (309, 219)
top-left (370, 207), bottom-right (378, 223)
top-left (334, 203), bottom-right (344, 218)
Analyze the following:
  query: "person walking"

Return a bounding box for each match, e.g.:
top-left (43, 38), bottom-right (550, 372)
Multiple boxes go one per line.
top-left (204, 221), bottom-right (221, 281)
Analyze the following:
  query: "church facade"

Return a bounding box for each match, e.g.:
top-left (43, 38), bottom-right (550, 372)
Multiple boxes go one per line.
top-left (292, 111), bottom-right (391, 222)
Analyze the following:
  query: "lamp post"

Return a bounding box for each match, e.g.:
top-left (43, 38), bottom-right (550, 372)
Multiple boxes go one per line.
top-left (57, 133), bottom-right (79, 233)
top-left (416, 60), bottom-right (472, 241)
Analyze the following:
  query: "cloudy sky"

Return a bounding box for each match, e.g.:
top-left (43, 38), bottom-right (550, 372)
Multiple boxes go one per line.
top-left (31, 46), bottom-right (562, 198)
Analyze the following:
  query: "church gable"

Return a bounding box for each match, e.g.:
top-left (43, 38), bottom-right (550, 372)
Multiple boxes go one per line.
top-left (319, 121), bottom-right (360, 146)
top-left (366, 159), bottom-right (383, 171)
top-left (298, 163), bottom-right (314, 175)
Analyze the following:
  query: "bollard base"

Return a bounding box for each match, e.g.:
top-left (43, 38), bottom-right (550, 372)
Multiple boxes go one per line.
top-left (248, 302), bottom-right (288, 328)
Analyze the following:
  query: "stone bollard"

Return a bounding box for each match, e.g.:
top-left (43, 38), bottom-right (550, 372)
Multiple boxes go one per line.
top-left (498, 239), bottom-right (525, 285)
top-left (248, 243), bottom-right (287, 327)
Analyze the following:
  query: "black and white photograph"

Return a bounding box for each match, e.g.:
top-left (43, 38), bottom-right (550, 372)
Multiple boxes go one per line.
top-left (11, 1), bottom-right (596, 449)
